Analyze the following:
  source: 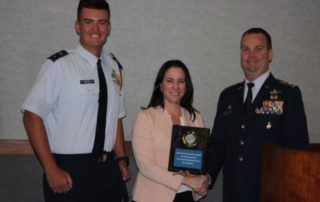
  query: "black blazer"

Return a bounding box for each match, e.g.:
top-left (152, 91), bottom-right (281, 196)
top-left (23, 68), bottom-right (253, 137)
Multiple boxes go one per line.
top-left (207, 73), bottom-right (309, 202)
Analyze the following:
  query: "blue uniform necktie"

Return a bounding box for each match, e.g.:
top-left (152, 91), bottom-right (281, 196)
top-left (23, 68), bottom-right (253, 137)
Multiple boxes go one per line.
top-left (244, 82), bottom-right (254, 115)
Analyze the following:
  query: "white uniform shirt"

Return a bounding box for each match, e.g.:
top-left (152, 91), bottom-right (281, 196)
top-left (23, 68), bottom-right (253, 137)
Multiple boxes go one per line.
top-left (22, 45), bottom-right (126, 154)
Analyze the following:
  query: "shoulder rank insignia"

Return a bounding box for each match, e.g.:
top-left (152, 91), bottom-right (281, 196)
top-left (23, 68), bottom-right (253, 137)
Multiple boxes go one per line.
top-left (48, 50), bottom-right (68, 62)
top-left (279, 79), bottom-right (296, 87)
top-left (110, 53), bottom-right (123, 70)
top-left (269, 89), bottom-right (282, 100)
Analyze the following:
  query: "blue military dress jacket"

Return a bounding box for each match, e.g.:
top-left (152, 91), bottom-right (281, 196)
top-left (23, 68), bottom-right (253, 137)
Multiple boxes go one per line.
top-left (207, 74), bottom-right (309, 202)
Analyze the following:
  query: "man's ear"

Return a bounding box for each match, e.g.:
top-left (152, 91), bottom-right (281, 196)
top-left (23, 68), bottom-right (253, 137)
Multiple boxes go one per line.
top-left (268, 48), bottom-right (273, 63)
top-left (107, 23), bottom-right (111, 36)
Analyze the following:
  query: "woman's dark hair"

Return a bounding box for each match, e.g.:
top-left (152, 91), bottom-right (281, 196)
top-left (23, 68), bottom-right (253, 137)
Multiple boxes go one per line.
top-left (77, 0), bottom-right (110, 21)
top-left (147, 60), bottom-right (198, 121)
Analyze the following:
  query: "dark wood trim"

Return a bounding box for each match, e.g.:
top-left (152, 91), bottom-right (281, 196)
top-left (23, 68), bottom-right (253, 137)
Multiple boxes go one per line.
top-left (0, 140), bottom-right (34, 156)
top-left (0, 140), bottom-right (133, 156)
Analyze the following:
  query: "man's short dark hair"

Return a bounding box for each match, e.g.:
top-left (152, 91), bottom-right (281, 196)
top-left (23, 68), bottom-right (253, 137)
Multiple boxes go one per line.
top-left (241, 27), bottom-right (272, 49)
top-left (77, 0), bottom-right (110, 21)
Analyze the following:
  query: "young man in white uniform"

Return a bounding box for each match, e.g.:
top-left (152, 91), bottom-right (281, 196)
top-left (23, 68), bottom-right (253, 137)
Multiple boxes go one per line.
top-left (22, 1), bottom-right (129, 201)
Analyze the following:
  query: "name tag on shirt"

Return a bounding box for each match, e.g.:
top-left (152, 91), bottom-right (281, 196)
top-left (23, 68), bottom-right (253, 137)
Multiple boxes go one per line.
top-left (80, 79), bottom-right (94, 84)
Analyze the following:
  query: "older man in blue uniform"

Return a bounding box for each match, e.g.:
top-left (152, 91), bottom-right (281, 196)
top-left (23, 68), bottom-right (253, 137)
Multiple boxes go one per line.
top-left (207, 27), bottom-right (309, 202)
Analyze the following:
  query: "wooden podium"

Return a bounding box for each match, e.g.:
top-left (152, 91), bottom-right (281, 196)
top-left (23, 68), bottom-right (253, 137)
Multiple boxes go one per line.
top-left (261, 143), bottom-right (320, 202)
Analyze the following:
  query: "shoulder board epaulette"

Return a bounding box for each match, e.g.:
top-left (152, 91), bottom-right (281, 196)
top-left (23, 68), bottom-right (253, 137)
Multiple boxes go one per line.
top-left (48, 50), bottom-right (68, 62)
top-left (110, 53), bottom-right (123, 70)
top-left (278, 79), bottom-right (296, 87)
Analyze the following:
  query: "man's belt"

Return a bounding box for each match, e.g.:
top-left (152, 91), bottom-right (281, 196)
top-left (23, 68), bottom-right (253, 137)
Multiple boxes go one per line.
top-left (53, 151), bottom-right (115, 163)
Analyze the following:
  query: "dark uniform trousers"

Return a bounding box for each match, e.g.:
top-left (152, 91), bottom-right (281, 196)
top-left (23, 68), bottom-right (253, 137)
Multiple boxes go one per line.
top-left (207, 74), bottom-right (309, 202)
top-left (43, 152), bottom-right (128, 202)
top-left (132, 191), bottom-right (195, 202)
top-left (173, 191), bottom-right (194, 202)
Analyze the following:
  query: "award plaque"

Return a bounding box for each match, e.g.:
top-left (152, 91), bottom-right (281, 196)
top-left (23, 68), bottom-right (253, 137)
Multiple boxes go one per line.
top-left (168, 125), bottom-right (210, 174)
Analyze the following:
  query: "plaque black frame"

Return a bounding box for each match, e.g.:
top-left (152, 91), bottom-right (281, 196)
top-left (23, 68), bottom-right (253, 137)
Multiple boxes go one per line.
top-left (168, 125), bottom-right (210, 175)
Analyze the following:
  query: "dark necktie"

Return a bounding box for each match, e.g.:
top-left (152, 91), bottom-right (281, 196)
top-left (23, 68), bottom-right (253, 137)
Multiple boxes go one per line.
top-left (92, 59), bottom-right (108, 156)
top-left (244, 82), bottom-right (254, 115)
